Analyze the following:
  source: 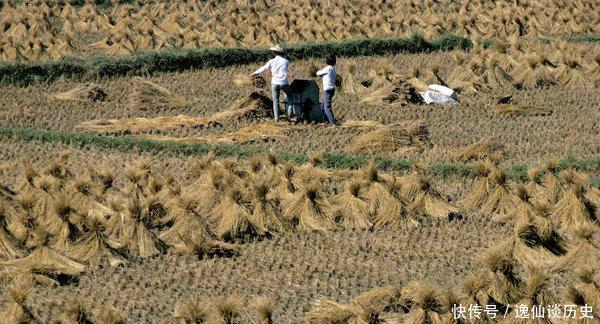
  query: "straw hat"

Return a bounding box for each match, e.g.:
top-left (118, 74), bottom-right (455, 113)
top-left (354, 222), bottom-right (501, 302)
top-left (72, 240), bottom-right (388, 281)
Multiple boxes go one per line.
top-left (269, 45), bottom-right (284, 53)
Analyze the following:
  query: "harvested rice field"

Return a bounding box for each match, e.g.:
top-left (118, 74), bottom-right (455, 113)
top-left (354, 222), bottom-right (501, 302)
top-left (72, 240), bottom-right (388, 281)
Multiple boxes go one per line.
top-left (1, 2), bottom-right (600, 323)
top-left (1, 44), bottom-right (599, 166)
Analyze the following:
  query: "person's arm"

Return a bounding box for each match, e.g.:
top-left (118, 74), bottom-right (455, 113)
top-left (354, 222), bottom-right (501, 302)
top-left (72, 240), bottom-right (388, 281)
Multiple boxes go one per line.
top-left (316, 66), bottom-right (329, 77)
top-left (253, 60), bottom-right (272, 75)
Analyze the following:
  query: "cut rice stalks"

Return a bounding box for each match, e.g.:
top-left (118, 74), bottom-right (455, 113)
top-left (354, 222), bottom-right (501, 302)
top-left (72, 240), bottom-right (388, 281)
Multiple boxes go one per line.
top-left (75, 115), bottom-right (214, 134)
top-left (50, 83), bottom-right (107, 102)
top-left (339, 120), bottom-right (385, 131)
top-left (453, 138), bottom-right (505, 162)
top-left (142, 122), bottom-right (287, 145)
top-left (345, 121), bottom-right (431, 155)
top-left (130, 77), bottom-right (187, 109)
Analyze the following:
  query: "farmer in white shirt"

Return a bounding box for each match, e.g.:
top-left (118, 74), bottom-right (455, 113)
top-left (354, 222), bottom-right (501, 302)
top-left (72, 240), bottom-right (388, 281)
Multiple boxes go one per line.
top-left (316, 54), bottom-right (337, 126)
top-left (252, 45), bottom-right (291, 122)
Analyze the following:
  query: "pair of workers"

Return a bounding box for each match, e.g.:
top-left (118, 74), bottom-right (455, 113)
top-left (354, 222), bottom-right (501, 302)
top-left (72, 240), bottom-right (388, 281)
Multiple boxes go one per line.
top-left (252, 45), bottom-right (337, 126)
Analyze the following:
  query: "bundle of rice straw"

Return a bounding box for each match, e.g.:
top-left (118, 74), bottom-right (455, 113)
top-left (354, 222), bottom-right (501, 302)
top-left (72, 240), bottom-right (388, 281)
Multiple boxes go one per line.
top-left (50, 83), bottom-right (107, 102)
top-left (212, 90), bottom-right (274, 120)
top-left (52, 299), bottom-right (94, 324)
top-left (345, 121), bottom-right (431, 155)
top-left (68, 213), bottom-right (125, 267)
top-left (282, 182), bottom-right (335, 232)
top-left (351, 286), bottom-right (401, 317)
top-left (340, 62), bottom-right (367, 94)
top-left (360, 80), bottom-right (422, 106)
top-left (406, 175), bottom-right (462, 220)
top-left (130, 77), bottom-right (187, 109)
top-left (354, 163), bottom-right (413, 229)
top-left (173, 296), bottom-right (210, 323)
top-left (504, 267), bottom-right (558, 323)
top-left (1, 229), bottom-right (86, 280)
top-left (552, 171), bottom-right (597, 230)
top-left (497, 217), bottom-right (560, 268)
top-left (474, 247), bottom-right (524, 306)
top-left (482, 55), bottom-right (513, 90)
top-left (250, 296), bottom-right (276, 324)
top-left (0, 279), bottom-right (40, 323)
top-left (553, 222), bottom-right (600, 271)
top-left (513, 54), bottom-right (557, 90)
top-left (210, 186), bottom-right (266, 240)
top-left (304, 298), bottom-right (365, 324)
top-left (453, 138), bottom-right (505, 162)
top-left (124, 196), bottom-right (165, 258)
top-left (462, 163), bottom-right (518, 216)
top-left (233, 74), bottom-right (267, 88)
top-left (401, 282), bottom-right (445, 323)
top-left (248, 179), bottom-right (286, 233)
top-left (555, 55), bottom-right (595, 90)
top-left (0, 207), bottom-right (22, 259)
top-left (333, 180), bottom-right (373, 230)
top-left (494, 104), bottom-right (552, 116)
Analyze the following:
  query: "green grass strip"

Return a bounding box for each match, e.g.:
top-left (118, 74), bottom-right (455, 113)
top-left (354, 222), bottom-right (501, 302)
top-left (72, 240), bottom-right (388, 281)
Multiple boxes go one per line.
top-left (0, 33), bottom-right (471, 86)
top-left (1, 126), bottom-right (599, 188)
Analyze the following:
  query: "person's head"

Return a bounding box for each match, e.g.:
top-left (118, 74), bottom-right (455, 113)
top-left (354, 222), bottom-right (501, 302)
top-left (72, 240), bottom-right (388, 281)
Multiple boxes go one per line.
top-left (270, 45), bottom-right (284, 57)
top-left (326, 54), bottom-right (336, 66)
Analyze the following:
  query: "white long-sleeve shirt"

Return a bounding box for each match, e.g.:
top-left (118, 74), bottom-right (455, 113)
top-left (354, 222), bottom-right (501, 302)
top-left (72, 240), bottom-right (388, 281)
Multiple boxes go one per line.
top-left (316, 65), bottom-right (336, 91)
top-left (253, 55), bottom-right (289, 85)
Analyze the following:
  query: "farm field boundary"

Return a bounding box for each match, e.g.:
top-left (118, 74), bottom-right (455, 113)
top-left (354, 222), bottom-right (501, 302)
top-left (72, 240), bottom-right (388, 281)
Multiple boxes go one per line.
top-left (1, 32), bottom-right (598, 86)
top-left (1, 126), bottom-right (599, 186)
top-left (0, 34), bottom-right (471, 86)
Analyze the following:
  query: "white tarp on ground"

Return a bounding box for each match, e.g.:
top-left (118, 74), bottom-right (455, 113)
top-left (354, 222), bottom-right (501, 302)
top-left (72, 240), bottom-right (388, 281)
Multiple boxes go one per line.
top-left (419, 84), bottom-right (458, 104)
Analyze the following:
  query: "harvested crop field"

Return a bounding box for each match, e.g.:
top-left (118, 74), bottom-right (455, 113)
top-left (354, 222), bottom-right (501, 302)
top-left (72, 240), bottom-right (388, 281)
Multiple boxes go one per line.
top-left (1, 1), bottom-right (600, 323)
top-left (1, 45), bottom-right (599, 166)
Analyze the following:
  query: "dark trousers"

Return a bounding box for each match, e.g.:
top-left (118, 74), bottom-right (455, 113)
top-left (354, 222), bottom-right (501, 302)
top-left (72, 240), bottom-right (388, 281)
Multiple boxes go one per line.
top-left (321, 89), bottom-right (336, 124)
